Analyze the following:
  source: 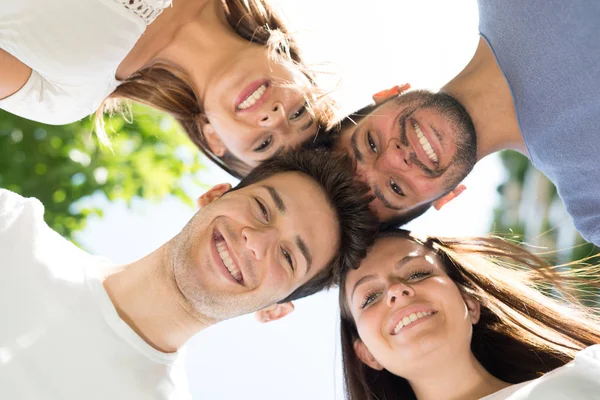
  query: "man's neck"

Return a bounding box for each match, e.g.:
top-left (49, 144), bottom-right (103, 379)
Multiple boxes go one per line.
top-left (408, 351), bottom-right (510, 400)
top-left (102, 244), bottom-right (214, 353)
top-left (442, 37), bottom-right (527, 160)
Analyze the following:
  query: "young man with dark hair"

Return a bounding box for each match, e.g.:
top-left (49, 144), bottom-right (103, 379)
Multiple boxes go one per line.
top-left (0, 149), bottom-right (377, 399)
top-left (329, 1), bottom-right (600, 245)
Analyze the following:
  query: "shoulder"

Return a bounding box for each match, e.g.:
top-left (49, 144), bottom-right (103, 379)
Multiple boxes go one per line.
top-left (493, 346), bottom-right (600, 400)
top-left (0, 189), bottom-right (43, 227)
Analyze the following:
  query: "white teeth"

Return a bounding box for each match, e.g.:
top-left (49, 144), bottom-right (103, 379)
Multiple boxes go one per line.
top-left (237, 84), bottom-right (267, 110)
top-left (413, 122), bottom-right (439, 163)
top-left (392, 311), bottom-right (434, 335)
top-left (216, 241), bottom-right (242, 282)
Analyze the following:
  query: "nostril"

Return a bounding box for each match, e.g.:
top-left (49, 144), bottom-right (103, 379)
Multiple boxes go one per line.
top-left (261, 116), bottom-right (268, 122)
top-left (272, 105), bottom-right (279, 112)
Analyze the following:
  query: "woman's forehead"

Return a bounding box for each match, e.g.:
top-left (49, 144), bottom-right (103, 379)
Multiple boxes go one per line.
top-left (345, 236), bottom-right (427, 283)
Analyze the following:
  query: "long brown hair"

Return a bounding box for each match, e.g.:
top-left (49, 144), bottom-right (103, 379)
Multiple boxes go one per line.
top-left (98, 0), bottom-right (328, 179)
top-left (340, 229), bottom-right (600, 400)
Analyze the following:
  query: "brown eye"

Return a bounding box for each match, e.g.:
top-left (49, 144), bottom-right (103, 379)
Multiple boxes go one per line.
top-left (390, 179), bottom-right (404, 196)
top-left (254, 197), bottom-right (269, 222)
top-left (254, 136), bottom-right (272, 152)
top-left (367, 132), bottom-right (378, 153)
top-left (290, 103), bottom-right (308, 120)
top-left (281, 248), bottom-right (294, 271)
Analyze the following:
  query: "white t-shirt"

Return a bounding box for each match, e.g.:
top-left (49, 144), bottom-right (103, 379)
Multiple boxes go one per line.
top-left (0, 0), bottom-right (171, 125)
top-left (0, 189), bottom-right (191, 400)
top-left (481, 345), bottom-right (600, 400)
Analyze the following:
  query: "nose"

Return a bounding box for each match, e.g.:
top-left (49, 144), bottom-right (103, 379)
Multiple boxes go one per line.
top-left (258, 102), bottom-right (287, 129)
top-left (242, 225), bottom-right (277, 260)
top-left (376, 138), bottom-right (411, 173)
top-left (386, 281), bottom-right (414, 307)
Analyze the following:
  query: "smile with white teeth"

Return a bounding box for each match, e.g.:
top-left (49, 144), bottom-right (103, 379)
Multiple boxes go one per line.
top-left (216, 240), bottom-right (243, 283)
top-left (392, 311), bottom-right (435, 335)
top-left (413, 122), bottom-right (439, 164)
top-left (237, 83), bottom-right (268, 110)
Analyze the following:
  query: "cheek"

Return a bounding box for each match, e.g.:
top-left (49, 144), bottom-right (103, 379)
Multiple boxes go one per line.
top-left (355, 308), bottom-right (386, 351)
top-left (414, 179), bottom-right (440, 198)
top-left (261, 262), bottom-right (290, 294)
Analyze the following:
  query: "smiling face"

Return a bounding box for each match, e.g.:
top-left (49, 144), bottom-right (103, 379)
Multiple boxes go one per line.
top-left (343, 235), bottom-right (479, 378)
top-left (202, 46), bottom-right (320, 169)
top-left (171, 172), bottom-right (339, 322)
top-left (335, 91), bottom-right (477, 221)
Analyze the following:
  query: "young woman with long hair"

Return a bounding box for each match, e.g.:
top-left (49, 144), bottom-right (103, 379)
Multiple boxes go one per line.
top-left (340, 229), bottom-right (600, 400)
top-left (0, 0), bottom-right (331, 177)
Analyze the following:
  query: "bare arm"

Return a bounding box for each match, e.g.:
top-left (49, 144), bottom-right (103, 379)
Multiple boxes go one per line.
top-left (0, 48), bottom-right (31, 100)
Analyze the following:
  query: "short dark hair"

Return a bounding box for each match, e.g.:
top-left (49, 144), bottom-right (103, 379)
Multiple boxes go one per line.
top-left (379, 202), bottom-right (432, 230)
top-left (232, 149), bottom-right (378, 303)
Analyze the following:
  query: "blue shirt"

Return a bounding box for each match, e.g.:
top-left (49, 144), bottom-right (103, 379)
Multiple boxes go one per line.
top-left (478, 0), bottom-right (600, 245)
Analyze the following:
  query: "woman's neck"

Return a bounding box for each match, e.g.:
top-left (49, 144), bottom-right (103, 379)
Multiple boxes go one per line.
top-left (117, 0), bottom-right (226, 81)
top-left (408, 351), bottom-right (510, 400)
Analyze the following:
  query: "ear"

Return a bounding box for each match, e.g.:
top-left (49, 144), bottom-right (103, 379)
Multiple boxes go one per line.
top-left (354, 339), bottom-right (383, 370)
top-left (196, 183), bottom-right (232, 208)
top-left (201, 122), bottom-right (226, 157)
top-left (372, 83), bottom-right (411, 105)
top-left (461, 292), bottom-right (481, 325)
top-left (432, 184), bottom-right (466, 210)
top-left (254, 302), bottom-right (295, 323)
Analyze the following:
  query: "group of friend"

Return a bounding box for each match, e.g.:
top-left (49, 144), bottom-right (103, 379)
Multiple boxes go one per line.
top-left (1, 0), bottom-right (599, 399)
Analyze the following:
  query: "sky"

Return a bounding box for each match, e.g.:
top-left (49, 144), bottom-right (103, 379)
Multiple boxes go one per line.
top-left (76, 0), bottom-right (506, 398)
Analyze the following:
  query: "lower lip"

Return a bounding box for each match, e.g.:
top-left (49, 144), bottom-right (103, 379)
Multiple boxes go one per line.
top-left (392, 312), bottom-right (437, 335)
top-left (410, 118), bottom-right (441, 168)
top-left (210, 229), bottom-right (244, 286)
top-left (234, 80), bottom-right (270, 113)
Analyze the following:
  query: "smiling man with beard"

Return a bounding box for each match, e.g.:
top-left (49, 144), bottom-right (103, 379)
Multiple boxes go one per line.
top-left (0, 149), bottom-right (376, 400)
top-left (330, 0), bottom-right (600, 244)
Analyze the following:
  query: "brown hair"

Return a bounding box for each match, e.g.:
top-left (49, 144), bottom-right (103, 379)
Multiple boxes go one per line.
top-left (98, 0), bottom-right (330, 179)
top-left (340, 229), bottom-right (600, 400)
top-left (231, 148), bottom-right (378, 303)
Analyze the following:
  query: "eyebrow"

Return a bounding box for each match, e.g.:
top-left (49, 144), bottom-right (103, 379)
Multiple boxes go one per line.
top-left (296, 235), bottom-right (312, 273)
top-left (299, 117), bottom-right (315, 132)
top-left (350, 254), bottom-right (421, 300)
top-left (264, 185), bottom-right (286, 213)
top-left (264, 185), bottom-right (312, 274)
top-left (350, 127), bottom-right (364, 162)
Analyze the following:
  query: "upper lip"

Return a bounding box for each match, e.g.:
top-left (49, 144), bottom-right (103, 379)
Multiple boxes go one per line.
top-left (387, 304), bottom-right (437, 335)
top-left (215, 228), bottom-right (246, 285)
top-left (234, 80), bottom-right (270, 113)
top-left (408, 118), bottom-right (440, 170)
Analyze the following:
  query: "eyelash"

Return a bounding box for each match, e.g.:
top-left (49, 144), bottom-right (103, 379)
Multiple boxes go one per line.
top-left (255, 197), bottom-right (269, 222)
top-left (359, 270), bottom-right (432, 309)
top-left (407, 269), bottom-right (431, 280)
top-left (281, 248), bottom-right (294, 271)
top-left (367, 131), bottom-right (378, 153)
top-left (290, 103), bottom-right (308, 120)
top-left (361, 291), bottom-right (381, 309)
top-left (390, 179), bottom-right (404, 196)
top-left (254, 136), bottom-right (272, 152)
top-left (254, 197), bottom-right (295, 272)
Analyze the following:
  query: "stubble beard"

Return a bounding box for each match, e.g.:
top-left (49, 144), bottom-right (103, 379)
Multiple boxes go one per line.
top-left (400, 90), bottom-right (477, 193)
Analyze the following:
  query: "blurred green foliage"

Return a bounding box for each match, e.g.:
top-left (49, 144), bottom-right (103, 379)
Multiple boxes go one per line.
top-left (0, 105), bottom-right (204, 242)
top-left (492, 151), bottom-right (599, 306)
